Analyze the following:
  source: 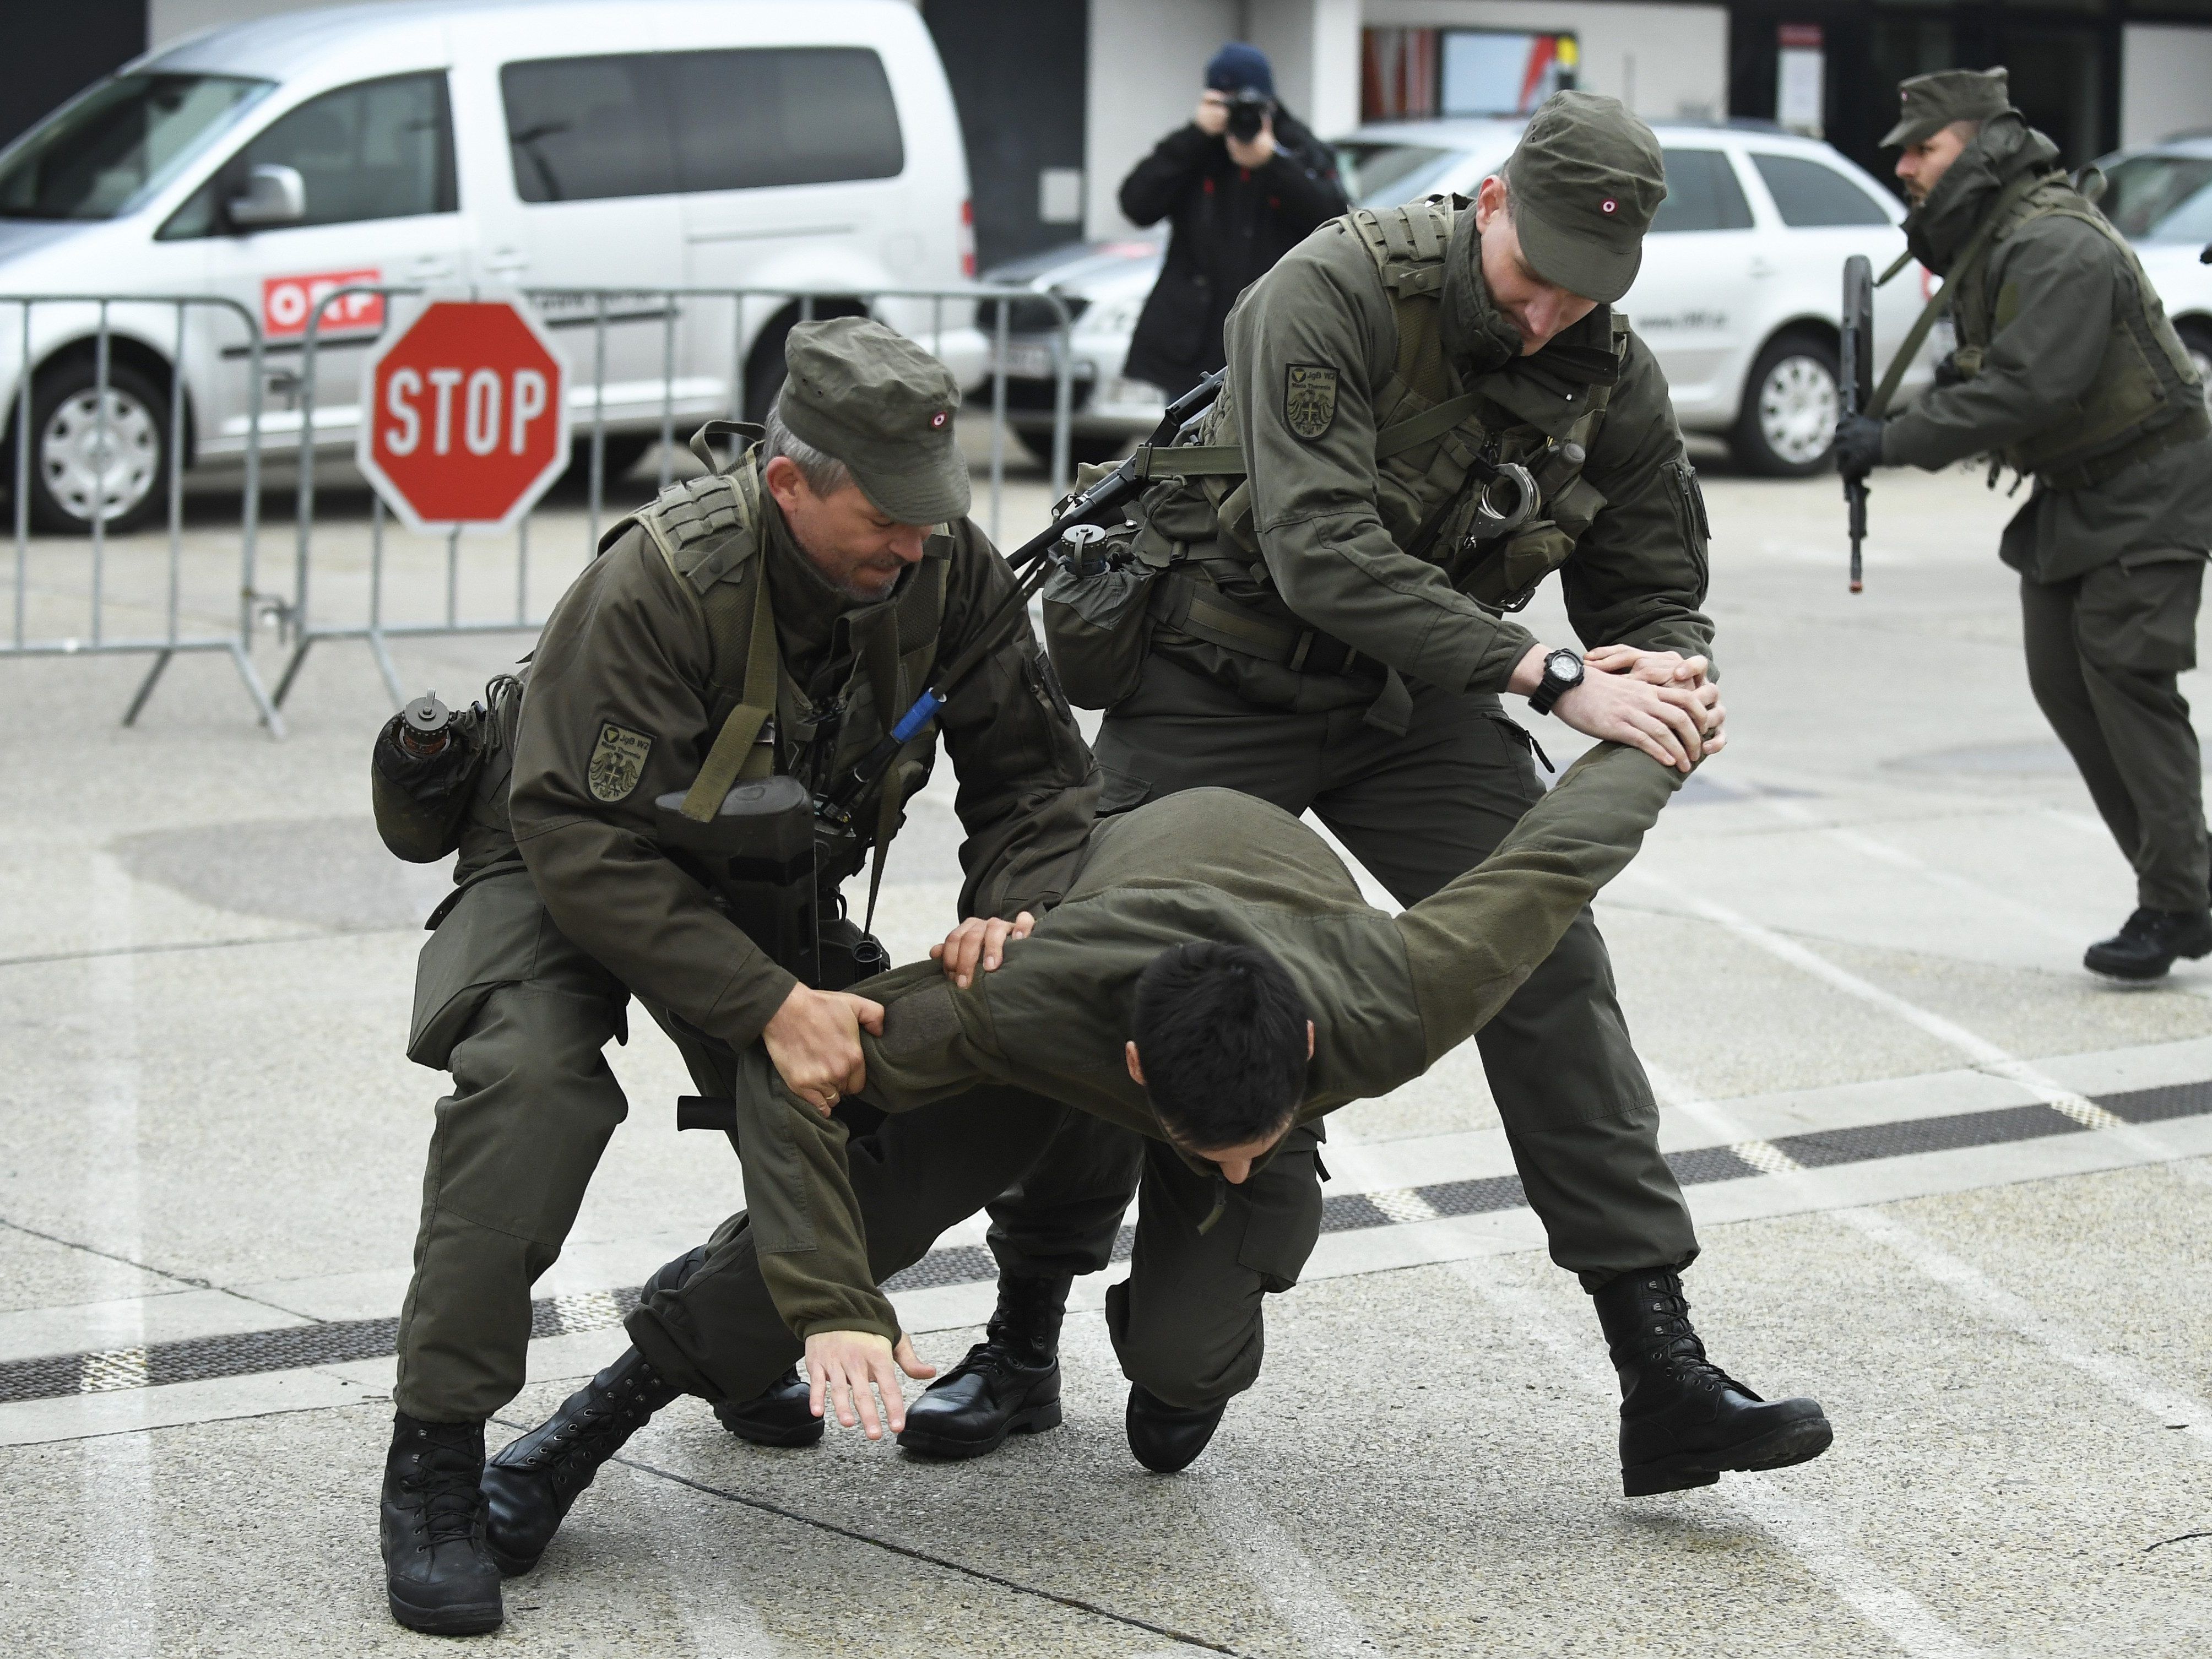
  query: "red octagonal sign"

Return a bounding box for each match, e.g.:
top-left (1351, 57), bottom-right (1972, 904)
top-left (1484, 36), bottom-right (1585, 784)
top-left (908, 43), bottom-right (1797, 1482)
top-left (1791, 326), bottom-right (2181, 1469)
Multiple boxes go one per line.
top-left (357, 296), bottom-right (570, 533)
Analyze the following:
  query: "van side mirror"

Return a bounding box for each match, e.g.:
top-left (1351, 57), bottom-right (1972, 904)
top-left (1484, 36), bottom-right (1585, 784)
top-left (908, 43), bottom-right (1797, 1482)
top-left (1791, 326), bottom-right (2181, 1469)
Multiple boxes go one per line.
top-left (227, 164), bottom-right (306, 230)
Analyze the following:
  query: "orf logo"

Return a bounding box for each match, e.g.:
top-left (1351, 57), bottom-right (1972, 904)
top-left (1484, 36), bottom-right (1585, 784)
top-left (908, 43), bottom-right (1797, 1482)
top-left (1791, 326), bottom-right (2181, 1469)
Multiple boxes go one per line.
top-left (356, 297), bottom-right (571, 533)
top-left (262, 269), bottom-right (383, 340)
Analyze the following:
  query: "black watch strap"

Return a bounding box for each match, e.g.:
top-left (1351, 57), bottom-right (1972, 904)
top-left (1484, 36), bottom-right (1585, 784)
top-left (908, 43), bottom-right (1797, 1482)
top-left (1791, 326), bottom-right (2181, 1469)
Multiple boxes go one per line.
top-left (1527, 648), bottom-right (1584, 718)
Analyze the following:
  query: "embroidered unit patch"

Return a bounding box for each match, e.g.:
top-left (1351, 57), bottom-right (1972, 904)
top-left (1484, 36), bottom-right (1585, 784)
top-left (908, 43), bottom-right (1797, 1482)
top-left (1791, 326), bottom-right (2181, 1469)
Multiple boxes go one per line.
top-left (1284, 364), bottom-right (1339, 440)
top-left (587, 722), bottom-right (653, 803)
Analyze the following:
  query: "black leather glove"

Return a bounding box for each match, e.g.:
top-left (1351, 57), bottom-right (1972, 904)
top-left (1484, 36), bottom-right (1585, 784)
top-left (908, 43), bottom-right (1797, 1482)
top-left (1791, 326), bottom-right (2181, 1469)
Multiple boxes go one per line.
top-left (1931, 350), bottom-right (1965, 388)
top-left (1831, 414), bottom-right (1887, 477)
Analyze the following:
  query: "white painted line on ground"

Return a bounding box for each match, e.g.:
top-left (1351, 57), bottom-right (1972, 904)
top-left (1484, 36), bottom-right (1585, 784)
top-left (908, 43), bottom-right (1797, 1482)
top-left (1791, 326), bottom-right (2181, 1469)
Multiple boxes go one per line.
top-left (1644, 1062), bottom-right (2212, 1463)
top-left (1447, 1264), bottom-right (1989, 1659)
top-left (1759, 796), bottom-right (2081, 947)
top-left (626, 1472), bottom-right (794, 1659)
top-left (1190, 1470), bottom-right (1381, 1657)
top-left (79, 855), bottom-right (154, 1659)
top-left (1626, 868), bottom-right (2211, 1189)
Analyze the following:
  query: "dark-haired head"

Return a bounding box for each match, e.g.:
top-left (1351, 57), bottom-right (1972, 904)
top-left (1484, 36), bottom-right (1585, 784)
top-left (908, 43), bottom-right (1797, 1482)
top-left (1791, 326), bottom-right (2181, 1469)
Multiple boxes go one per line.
top-left (1126, 942), bottom-right (1312, 1179)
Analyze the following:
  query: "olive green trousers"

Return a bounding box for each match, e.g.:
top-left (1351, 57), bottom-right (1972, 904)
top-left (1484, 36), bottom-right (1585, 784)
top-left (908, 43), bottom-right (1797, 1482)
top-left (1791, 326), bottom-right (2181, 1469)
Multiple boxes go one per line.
top-left (627, 1101), bottom-right (1323, 1413)
top-left (1091, 655), bottom-right (1699, 1287)
top-left (391, 872), bottom-right (1141, 1423)
top-left (2020, 554), bottom-right (2210, 913)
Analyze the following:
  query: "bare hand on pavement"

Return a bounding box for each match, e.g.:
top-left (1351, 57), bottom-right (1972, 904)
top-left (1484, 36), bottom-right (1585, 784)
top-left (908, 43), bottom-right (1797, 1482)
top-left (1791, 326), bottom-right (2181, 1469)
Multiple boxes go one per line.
top-left (804, 1330), bottom-right (936, 1439)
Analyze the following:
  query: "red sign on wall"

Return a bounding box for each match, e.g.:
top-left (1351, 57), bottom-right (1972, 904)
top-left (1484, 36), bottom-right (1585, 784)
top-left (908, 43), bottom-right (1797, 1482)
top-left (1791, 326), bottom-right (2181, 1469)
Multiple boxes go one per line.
top-left (356, 297), bottom-right (571, 533)
top-left (262, 269), bottom-right (384, 340)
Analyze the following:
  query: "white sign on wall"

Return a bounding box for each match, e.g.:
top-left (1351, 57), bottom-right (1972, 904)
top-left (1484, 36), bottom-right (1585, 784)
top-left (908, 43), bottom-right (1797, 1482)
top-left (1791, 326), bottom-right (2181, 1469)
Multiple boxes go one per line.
top-left (1778, 24), bottom-right (1825, 138)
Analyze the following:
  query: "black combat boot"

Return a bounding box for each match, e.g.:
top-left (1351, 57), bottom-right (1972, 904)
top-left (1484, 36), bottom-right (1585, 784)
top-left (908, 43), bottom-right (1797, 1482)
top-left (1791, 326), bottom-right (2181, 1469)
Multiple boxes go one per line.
top-left (2084, 907), bottom-right (2212, 980)
top-left (380, 1413), bottom-right (502, 1635)
top-left (1592, 1267), bottom-right (1833, 1497)
top-left (895, 1272), bottom-right (1069, 1459)
top-left (478, 1348), bottom-right (677, 1575)
top-left (1124, 1384), bottom-right (1226, 1473)
top-left (714, 1365), bottom-right (823, 1447)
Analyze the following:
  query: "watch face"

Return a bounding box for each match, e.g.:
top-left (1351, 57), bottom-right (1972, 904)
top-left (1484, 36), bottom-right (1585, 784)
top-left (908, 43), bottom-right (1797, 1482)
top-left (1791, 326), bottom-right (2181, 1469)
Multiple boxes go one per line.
top-left (1548, 654), bottom-right (1580, 682)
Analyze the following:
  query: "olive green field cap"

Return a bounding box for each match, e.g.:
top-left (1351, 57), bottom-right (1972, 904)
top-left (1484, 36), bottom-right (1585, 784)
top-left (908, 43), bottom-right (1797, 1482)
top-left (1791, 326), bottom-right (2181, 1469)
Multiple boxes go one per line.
top-left (1882, 67), bottom-right (2012, 148)
top-left (1501, 90), bottom-right (1666, 304)
top-left (776, 317), bottom-right (970, 525)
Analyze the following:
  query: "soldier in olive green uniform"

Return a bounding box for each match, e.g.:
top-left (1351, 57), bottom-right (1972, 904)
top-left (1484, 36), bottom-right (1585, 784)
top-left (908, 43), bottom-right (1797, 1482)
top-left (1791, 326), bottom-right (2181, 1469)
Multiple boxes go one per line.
top-left (1836, 68), bottom-right (2212, 979)
top-left (473, 741), bottom-right (1831, 1583)
top-left (373, 321), bottom-right (1126, 1637)
top-left (1045, 96), bottom-right (1725, 1348)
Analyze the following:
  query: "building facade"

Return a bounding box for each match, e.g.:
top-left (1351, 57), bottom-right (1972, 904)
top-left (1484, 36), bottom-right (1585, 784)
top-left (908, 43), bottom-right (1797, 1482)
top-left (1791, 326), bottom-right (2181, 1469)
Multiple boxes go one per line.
top-left (10, 1), bottom-right (2210, 270)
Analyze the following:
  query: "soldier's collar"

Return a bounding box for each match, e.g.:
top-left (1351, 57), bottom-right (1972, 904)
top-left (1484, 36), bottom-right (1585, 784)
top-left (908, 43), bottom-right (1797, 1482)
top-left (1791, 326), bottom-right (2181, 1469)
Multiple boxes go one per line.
top-left (1440, 210), bottom-right (1525, 379)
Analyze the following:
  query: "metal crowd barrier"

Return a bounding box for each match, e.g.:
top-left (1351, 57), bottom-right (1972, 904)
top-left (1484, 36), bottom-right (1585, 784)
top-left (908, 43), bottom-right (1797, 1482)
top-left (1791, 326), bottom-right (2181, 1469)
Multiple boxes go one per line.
top-left (0, 293), bottom-right (284, 735)
top-left (272, 280), bottom-right (1077, 712)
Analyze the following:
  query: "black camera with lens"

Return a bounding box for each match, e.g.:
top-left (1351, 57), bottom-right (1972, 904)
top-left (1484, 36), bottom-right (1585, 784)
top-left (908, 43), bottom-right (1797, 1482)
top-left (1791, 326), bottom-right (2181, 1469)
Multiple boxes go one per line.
top-left (1224, 88), bottom-right (1275, 143)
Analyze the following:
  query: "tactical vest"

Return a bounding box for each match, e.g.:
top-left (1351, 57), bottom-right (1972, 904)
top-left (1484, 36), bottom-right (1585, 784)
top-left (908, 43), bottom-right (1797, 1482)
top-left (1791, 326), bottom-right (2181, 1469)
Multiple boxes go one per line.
top-left (1119, 198), bottom-right (1633, 721)
top-left (611, 446), bottom-right (951, 890)
top-left (1947, 174), bottom-right (2208, 489)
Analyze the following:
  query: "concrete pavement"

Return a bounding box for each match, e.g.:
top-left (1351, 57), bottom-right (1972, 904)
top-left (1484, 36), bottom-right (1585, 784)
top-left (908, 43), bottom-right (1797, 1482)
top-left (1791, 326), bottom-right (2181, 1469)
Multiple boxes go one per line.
top-left (2, 446), bottom-right (2210, 1656)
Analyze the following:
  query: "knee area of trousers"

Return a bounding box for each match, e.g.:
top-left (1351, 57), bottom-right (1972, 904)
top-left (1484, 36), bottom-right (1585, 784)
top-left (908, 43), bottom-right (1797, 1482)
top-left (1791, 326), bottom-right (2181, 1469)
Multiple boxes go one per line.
top-left (1108, 1293), bottom-right (1255, 1408)
top-left (449, 997), bottom-right (623, 1108)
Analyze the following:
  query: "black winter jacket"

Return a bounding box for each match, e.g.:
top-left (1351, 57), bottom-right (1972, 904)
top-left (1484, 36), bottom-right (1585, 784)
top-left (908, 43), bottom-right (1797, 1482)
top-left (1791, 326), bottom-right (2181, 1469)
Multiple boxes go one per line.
top-left (1118, 110), bottom-right (1347, 396)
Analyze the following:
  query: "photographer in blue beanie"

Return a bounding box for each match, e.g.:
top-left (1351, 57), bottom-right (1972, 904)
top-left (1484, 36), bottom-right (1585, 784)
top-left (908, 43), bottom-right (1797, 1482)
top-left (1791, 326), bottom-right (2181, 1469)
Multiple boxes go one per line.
top-left (1118, 42), bottom-right (1348, 398)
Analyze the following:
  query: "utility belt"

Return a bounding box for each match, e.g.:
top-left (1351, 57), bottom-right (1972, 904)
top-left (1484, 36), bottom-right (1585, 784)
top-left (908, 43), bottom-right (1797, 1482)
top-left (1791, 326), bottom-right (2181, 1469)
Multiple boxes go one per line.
top-left (1150, 572), bottom-right (1380, 682)
top-left (2030, 403), bottom-right (2210, 492)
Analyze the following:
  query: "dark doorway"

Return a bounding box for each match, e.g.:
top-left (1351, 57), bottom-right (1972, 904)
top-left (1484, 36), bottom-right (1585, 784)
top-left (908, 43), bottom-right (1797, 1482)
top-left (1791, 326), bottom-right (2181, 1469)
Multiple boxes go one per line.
top-left (923, 0), bottom-right (1091, 271)
top-left (1731, 1), bottom-right (2124, 191)
top-left (0, 0), bottom-right (147, 150)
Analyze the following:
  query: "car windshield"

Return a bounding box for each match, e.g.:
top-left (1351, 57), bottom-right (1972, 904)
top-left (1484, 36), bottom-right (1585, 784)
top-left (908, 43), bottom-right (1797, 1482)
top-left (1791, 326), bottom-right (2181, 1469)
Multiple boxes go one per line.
top-left (0, 73), bottom-right (272, 221)
top-left (2101, 153), bottom-right (2212, 244)
top-left (1337, 141), bottom-right (1471, 208)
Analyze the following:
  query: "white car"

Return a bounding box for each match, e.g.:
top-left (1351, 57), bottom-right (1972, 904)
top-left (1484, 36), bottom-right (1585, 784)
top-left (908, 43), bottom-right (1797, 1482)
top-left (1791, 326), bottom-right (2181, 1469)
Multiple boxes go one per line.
top-left (987, 117), bottom-right (1935, 476)
top-left (0, 0), bottom-right (985, 532)
top-left (2089, 134), bottom-right (2212, 389)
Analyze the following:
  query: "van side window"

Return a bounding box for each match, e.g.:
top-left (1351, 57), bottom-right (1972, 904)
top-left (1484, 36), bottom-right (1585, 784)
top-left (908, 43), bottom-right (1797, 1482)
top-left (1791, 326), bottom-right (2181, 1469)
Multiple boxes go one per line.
top-left (159, 72), bottom-right (456, 238)
top-left (668, 49), bottom-right (902, 192)
top-left (502, 48), bottom-right (903, 204)
top-left (1750, 154), bottom-right (1892, 227)
top-left (1650, 150), bottom-right (1754, 234)
top-left (501, 56), bottom-right (676, 203)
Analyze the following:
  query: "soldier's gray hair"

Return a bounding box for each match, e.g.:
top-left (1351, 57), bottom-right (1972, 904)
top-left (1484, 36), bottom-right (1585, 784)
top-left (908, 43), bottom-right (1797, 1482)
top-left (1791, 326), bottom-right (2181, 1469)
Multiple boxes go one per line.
top-left (763, 403), bottom-right (855, 497)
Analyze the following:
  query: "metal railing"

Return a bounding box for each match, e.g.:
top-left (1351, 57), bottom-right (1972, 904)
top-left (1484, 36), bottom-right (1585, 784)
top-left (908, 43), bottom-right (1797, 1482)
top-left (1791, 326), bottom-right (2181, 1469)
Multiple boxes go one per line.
top-left (0, 293), bottom-right (283, 735)
top-left (271, 280), bottom-right (1076, 711)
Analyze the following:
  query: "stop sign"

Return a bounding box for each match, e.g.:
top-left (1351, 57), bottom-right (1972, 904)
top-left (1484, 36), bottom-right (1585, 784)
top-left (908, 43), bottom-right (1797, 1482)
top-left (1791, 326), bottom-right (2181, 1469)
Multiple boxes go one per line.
top-left (356, 296), bottom-right (570, 532)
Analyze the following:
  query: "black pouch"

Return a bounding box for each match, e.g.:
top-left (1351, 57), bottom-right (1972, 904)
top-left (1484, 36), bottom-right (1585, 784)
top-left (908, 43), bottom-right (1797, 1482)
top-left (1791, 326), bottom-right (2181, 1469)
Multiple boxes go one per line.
top-left (1041, 523), bottom-right (1159, 710)
top-left (370, 709), bottom-right (484, 863)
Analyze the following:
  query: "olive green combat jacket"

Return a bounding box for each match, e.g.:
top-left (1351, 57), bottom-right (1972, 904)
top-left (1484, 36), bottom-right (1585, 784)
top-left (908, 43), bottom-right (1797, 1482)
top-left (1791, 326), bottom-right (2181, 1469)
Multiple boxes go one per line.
top-left (1138, 203), bottom-right (1714, 713)
top-left (729, 742), bottom-right (1686, 1341)
top-left (509, 465), bottom-right (1099, 1056)
top-left (1885, 115), bottom-right (2212, 582)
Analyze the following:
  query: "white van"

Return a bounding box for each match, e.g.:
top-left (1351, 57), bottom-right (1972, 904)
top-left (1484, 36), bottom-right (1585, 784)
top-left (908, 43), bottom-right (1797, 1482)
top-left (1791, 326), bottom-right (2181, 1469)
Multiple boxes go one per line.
top-left (0, 0), bottom-right (984, 532)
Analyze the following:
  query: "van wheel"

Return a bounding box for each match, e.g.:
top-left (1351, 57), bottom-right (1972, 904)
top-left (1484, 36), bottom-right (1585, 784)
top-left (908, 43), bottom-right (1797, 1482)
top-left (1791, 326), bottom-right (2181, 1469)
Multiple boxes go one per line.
top-left (2177, 319), bottom-right (2212, 414)
top-left (1732, 331), bottom-right (1840, 478)
top-left (24, 359), bottom-right (171, 534)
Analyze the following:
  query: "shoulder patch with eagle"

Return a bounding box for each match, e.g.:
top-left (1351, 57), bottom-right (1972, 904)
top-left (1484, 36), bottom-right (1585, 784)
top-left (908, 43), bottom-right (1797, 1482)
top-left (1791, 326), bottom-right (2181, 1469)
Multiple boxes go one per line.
top-left (587, 722), bottom-right (653, 803)
top-left (1284, 364), bottom-right (1338, 441)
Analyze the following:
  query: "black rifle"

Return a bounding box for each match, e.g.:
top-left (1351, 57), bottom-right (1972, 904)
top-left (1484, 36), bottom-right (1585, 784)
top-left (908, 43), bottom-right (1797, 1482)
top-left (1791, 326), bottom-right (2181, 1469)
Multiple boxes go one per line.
top-left (1840, 253), bottom-right (1875, 594)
